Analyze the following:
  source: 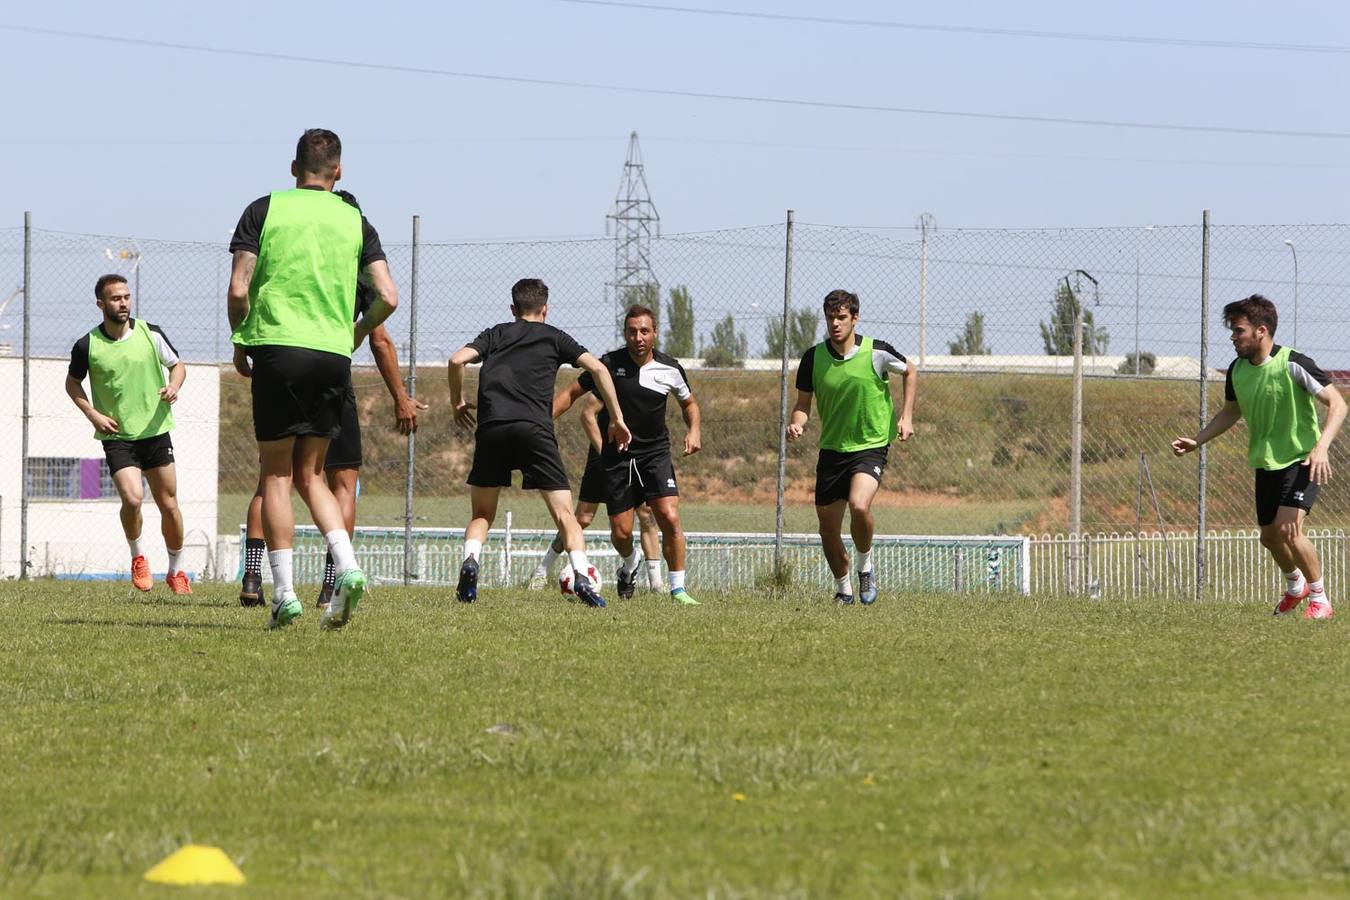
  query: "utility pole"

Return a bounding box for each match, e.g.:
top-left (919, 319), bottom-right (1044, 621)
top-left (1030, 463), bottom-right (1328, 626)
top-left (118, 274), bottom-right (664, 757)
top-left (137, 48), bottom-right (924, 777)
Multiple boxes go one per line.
top-left (917, 213), bottom-right (936, 366)
top-left (606, 132), bottom-right (660, 342)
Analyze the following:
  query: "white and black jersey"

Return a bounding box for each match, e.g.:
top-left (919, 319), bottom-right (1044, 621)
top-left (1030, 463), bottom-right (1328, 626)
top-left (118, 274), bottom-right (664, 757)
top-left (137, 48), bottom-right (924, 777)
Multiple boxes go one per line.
top-left (579, 348), bottom-right (692, 462)
top-left (68, 319), bottom-right (179, 381)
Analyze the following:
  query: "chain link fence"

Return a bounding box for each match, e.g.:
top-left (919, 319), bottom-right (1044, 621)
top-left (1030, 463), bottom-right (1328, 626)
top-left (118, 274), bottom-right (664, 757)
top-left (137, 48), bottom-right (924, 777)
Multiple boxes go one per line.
top-left (4, 213), bottom-right (1348, 593)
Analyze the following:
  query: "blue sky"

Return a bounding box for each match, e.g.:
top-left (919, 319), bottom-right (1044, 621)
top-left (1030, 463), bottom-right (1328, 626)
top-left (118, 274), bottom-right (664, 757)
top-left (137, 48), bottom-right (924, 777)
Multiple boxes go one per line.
top-left (3, 0), bottom-right (1350, 242)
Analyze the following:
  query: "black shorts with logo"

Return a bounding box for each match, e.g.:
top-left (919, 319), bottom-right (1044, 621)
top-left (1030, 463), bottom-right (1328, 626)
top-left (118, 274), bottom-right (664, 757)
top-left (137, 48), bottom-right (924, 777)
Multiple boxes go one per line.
top-left (248, 345), bottom-right (351, 442)
top-left (468, 421), bottom-right (570, 492)
top-left (323, 380), bottom-right (362, 470)
top-left (602, 451), bottom-right (679, 515)
top-left (577, 453), bottom-right (606, 505)
top-left (103, 432), bottom-right (174, 474)
top-left (815, 446), bottom-right (889, 506)
top-left (1254, 461), bottom-right (1318, 526)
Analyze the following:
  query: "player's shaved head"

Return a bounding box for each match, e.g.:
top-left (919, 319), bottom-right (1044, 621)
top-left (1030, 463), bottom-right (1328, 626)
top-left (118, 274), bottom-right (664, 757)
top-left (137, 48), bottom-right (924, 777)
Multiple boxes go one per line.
top-left (95, 273), bottom-right (127, 300)
top-left (823, 289), bottom-right (860, 317)
top-left (511, 278), bottom-right (549, 314)
top-left (295, 128), bottom-right (342, 178)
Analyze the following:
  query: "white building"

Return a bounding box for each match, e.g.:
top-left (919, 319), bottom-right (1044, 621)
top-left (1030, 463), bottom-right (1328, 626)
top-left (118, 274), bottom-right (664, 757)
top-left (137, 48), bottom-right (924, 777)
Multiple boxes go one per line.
top-left (0, 356), bottom-right (219, 580)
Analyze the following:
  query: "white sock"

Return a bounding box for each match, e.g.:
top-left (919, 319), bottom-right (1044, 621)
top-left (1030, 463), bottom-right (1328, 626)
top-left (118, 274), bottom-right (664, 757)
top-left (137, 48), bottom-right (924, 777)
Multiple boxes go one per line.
top-left (858, 549), bottom-right (873, 574)
top-left (622, 547), bottom-right (642, 576)
top-left (669, 569), bottom-right (686, 592)
top-left (538, 546), bottom-right (561, 575)
top-left (1308, 580), bottom-right (1326, 601)
top-left (1284, 569), bottom-right (1305, 592)
top-left (128, 536), bottom-right (144, 558)
top-left (166, 547), bottom-right (182, 574)
top-left (568, 550), bottom-right (591, 575)
top-left (324, 529), bottom-right (358, 575)
top-left (646, 558), bottom-right (663, 588)
top-left (835, 575), bottom-right (852, 596)
top-left (269, 549), bottom-right (294, 600)
top-left (464, 538), bottom-right (482, 563)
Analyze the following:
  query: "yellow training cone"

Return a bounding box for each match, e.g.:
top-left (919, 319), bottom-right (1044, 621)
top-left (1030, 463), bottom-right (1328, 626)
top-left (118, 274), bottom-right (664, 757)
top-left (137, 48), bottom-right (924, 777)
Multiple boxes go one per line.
top-left (143, 845), bottom-right (245, 886)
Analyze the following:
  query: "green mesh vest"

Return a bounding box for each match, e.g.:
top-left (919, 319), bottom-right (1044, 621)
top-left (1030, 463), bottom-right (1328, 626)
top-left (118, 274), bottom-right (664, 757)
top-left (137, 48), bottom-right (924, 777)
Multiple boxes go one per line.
top-left (87, 321), bottom-right (173, 441)
top-left (812, 336), bottom-right (897, 452)
top-left (1229, 345), bottom-right (1321, 469)
top-left (231, 189), bottom-right (362, 357)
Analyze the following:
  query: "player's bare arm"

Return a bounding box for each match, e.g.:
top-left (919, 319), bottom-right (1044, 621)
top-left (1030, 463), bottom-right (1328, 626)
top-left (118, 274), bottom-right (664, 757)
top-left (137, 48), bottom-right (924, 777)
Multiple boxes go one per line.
top-left (1305, 384), bottom-right (1347, 485)
top-left (447, 345), bottom-right (480, 429)
top-left (897, 360), bottom-right (917, 441)
top-left (579, 394), bottom-right (604, 454)
top-left (158, 360), bottom-right (187, 405)
top-left (551, 380), bottom-right (586, 419)
top-left (64, 374), bottom-right (118, 435)
top-left (680, 394), bottom-right (702, 456)
top-left (1172, 400), bottom-right (1242, 456)
top-left (369, 321), bottom-right (426, 434)
top-left (227, 250), bottom-right (257, 376)
top-left (786, 389), bottom-right (812, 441)
top-left (354, 260), bottom-right (399, 350)
top-left (577, 352), bottom-right (631, 450)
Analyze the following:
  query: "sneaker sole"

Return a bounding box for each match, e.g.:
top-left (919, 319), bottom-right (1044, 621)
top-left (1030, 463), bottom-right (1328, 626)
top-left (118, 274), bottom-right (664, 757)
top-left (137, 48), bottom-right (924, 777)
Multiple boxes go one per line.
top-left (323, 572), bottom-right (366, 630)
top-left (457, 566), bottom-right (478, 603)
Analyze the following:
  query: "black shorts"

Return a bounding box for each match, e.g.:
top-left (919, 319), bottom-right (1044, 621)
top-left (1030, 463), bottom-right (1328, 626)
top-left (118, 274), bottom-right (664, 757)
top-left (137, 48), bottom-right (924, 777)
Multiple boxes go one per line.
top-left (1255, 461), bottom-right (1318, 526)
top-left (467, 421), bottom-right (570, 492)
top-left (324, 380), bottom-right (362, 470)
top-left (602, 452), bottom-right (679, 515)
top-left (247, 345), bottom-right (351, 442)
top-left (103, 432), bottom-right (174, 475)
top-left (815, 446), bottom-right (888, 506)
top-left (577, 453), bottom-right (606, 505)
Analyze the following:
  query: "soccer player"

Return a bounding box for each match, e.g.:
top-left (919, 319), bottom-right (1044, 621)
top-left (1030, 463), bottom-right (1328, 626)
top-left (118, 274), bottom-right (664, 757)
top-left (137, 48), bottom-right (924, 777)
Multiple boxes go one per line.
top-left (65, 274), bottom-right (190, 594)
top-left (551, 304), bottom-right (702, 604)
top-left (447, 278), bottom-right (630, 608)
top-left (237, 190), bottom-right (424, 611)
top-left (228, 129), bottom-right (398, 629)
top-left (1172, 294), bottom-right (1346, 619)
top-left (527, 394), bottom-right (665, 592)
top-left (786, 289), bottom-right (916, 604)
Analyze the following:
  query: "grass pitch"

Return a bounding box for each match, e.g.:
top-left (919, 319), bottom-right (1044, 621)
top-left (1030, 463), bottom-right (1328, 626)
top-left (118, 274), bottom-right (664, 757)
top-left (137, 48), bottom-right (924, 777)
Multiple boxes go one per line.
top-left (1, 581), bottom-right (1347, 898)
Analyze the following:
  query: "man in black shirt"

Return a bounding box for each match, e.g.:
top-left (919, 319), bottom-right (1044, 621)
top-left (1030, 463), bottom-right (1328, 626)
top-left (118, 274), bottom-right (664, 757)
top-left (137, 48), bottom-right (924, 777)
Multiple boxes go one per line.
top-left (447, 278), bottom-right (630, 607)
top-left (552, 304), bottom-right (702, 604)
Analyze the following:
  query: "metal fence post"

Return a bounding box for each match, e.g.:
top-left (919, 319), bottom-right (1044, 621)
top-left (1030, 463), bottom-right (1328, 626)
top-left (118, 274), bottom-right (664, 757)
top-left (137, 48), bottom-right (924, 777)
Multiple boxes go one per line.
top-left (1197, 209), bottom-right (1211, 601)
top-left (773, 210), bottom-right (795, 583)
top-left (403, 215), bottom-right (420, 585)
top-left (20, 212), bottom-right (31, 581)
top-left (1068, 278), bottom-right (1084, 594)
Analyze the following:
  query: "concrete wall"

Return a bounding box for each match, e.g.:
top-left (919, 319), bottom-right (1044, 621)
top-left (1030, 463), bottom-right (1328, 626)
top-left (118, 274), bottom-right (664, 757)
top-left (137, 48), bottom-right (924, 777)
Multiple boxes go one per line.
top-left (0, 357), bottom-right (219, 580)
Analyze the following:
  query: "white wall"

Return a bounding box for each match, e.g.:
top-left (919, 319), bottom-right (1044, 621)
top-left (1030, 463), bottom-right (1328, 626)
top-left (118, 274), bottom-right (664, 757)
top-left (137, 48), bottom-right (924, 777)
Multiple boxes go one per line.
top-left (0, 357), bottom-right (218, 579)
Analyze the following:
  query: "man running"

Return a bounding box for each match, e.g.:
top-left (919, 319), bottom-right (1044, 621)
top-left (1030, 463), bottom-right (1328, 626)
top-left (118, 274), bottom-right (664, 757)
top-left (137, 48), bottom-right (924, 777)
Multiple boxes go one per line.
top-left (447, 278), bottom-right (630, 608)
top-left (66, 274), bottom-right (190, 594)
top-left (237, 189), bottom-right (424, 611)
top-left (1172, 294), bottom-right (1345, 619)
top-left (786, 289), bottom-right (916, 604)
top-left (229, 128), bottom-right (398, 629)
top-left (551, 304), bottom-right (702, 604)
top-left (527, 393), bottom-right (665, 592)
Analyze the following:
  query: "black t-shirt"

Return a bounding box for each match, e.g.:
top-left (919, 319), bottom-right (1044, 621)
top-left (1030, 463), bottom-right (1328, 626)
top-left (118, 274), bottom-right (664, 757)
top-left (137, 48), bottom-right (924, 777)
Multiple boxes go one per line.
top-left (579, 348), bottom-right (692, 461)
top-left (228, 186), bottom-right (387, 270)
top-left (467, 320), bottom-right (587, 429)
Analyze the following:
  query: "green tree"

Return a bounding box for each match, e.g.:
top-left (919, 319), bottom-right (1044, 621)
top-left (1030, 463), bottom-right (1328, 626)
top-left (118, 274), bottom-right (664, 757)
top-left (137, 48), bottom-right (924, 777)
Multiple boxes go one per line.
top-left (620, 283), bottom-right (660, 333)
top-left (764, 308), bottom-right (819, 359)
top-left (948, 311), bottom-right (991, 355)
top-left (1117, 351), bottom-right (1156, 376)
top-left (701, 313), bottom-right (747, 368)
top-left (1040, 283), bottom-right (1109, 355)
top-left (663, 285), bottom-right (695, 358)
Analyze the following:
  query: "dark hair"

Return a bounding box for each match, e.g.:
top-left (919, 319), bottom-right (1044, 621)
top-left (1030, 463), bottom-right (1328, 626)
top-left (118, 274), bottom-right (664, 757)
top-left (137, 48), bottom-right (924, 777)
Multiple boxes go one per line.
top-left (295, 128), bottom-right (342, 176)
top-left (511, 278), bottom-right (549, 313)
top-left (823, 289), bottom-right (860, 317)
top-left (1223, 294), bottom-right (1278, 336)
top-left (623, 304), bottom-right (656, 328)
top-left (95, 273), bottom-right (127, 300)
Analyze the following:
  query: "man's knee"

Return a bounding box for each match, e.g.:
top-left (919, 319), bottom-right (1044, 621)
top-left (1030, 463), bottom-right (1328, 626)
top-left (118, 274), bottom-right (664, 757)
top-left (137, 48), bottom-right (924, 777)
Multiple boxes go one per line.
top-left (576, 511), bottom-right (595, 529)
top-left (652, 506), bottom-right (680, 532)
top-left (611, 518), bottom-right (634, 542)
top-left (848, 498), bottom-right (871, 519)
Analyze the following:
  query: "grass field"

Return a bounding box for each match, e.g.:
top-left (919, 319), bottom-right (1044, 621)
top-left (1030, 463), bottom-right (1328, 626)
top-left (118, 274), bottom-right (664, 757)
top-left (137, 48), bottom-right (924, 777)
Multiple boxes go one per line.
top-left (2, 582), bottom-right (1348, 898)
top-left (217, 493), bottom-right (1046, 538)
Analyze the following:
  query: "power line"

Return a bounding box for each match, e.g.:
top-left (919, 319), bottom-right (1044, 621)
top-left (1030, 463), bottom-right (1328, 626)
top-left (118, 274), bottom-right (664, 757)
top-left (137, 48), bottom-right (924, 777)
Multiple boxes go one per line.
top-left (4, 22), bottom-right (1350, 141)
top-left (560, 0), bottom-right (1350, 56)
